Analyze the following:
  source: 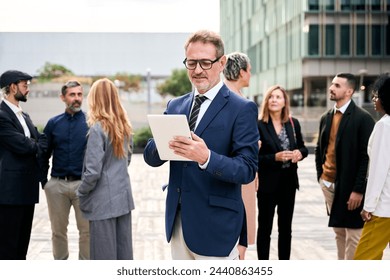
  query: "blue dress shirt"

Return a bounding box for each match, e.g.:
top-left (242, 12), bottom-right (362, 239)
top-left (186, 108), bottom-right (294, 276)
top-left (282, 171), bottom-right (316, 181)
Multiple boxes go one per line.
top-left (43, 110), bottom-right (88, 178)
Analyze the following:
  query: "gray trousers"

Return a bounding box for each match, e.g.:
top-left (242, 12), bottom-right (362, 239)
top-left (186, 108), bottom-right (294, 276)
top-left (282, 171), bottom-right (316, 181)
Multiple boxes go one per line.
top-left (89, 212), bottom-right (133, 260)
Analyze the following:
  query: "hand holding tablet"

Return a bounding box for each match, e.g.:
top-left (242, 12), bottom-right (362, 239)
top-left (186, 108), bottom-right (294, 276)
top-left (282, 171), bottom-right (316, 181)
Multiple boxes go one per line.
top-left (147, 114), bottom-right (192, 161)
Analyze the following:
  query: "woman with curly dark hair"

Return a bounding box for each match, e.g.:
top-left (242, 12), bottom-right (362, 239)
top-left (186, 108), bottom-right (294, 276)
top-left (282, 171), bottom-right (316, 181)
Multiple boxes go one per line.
top-left (354, 74), bottom-right (390, 260)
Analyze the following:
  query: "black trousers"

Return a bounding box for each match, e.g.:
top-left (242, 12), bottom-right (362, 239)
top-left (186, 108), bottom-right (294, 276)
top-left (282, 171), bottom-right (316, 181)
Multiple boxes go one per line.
top-left (256, 174), bottom-right (297, 260)
top-left (0, 204), bottom-right (35, 260)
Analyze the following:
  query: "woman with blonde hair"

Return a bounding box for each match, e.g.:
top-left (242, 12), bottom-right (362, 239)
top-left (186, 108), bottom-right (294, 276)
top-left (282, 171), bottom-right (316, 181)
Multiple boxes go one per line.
top-left (256, 85), bottom-right (308, 259)
top-left (77, 78), bottom-right (135, 260)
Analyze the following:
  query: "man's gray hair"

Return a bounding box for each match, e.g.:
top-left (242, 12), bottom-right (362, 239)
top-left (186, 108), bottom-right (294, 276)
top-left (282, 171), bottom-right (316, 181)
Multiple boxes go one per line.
top-left (61, 80), bottom-right (81, 95)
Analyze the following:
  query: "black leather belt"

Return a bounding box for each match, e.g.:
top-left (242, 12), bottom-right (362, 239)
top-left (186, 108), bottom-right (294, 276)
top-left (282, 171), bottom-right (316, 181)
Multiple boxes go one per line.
top-left (54, 175), bottom-right (81, 182)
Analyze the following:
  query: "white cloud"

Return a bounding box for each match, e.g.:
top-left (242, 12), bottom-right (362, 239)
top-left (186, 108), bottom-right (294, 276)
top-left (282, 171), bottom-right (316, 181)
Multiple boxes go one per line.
top-left (1, 0), bottom-right (220, 32)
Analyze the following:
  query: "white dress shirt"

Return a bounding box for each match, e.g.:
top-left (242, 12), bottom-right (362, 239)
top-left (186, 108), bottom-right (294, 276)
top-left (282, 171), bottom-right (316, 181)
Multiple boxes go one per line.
top-left (3, 99), bottom-right (31, 137)
top-left (191, 80), bottom-right (223, 169)
top-left (191, 80), bottom-right (223, 130)
top-left (364, 114), bottom-right (390, 217)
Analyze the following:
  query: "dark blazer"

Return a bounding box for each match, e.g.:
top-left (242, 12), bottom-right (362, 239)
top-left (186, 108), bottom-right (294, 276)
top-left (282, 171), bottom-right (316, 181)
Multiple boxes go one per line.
top-left (144, 84), bottom-right (259, 257)
top-left (315, 100), bottom-right (375, 228)
top-left (257, 117), bottom-right (308, 193)
top-left (0, 101), bottom-right (45, 205)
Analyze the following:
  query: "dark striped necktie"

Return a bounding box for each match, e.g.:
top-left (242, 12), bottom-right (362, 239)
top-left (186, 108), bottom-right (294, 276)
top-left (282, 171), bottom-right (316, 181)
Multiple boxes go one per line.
top-left (189, 95), bottom-right (207, 131)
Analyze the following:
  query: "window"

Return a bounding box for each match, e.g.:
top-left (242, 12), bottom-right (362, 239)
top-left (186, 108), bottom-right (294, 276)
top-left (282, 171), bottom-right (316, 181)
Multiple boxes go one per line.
top-left (340, 25), bottom-right (350, 55)
top-left (308, 25), bottom-right (319, 55)
top-left (324, 0), bottom-right (335, 11)
top-left (356, 25), bottom-right (366, 55)
top-left (341, 0), bottom-right (351, 11)
top-left (372, 25), bottom-right (382, 55)
top-left (259, 42), bottom-right (263, 71)
top-left (248, 45), bottom-right (257, 73)
top-left (352, 0), bottom-right (365, 10)
top-left (308, 79), bottom-right (327, 107)
top-left (387, 16), bottom-right (390, 55)
top-left (325, 25), bottom-right (335, 55)
top-left (308, 0), bottom-right (319, 10)
top-left (371, 0), bottom-right (381, 10)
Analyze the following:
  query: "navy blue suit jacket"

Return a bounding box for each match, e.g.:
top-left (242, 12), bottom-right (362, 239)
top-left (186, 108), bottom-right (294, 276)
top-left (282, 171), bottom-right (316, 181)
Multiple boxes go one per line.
top-left (144, 84), bottom-right (259, 257)
top-left (0, 101), bottom-right (45, 205)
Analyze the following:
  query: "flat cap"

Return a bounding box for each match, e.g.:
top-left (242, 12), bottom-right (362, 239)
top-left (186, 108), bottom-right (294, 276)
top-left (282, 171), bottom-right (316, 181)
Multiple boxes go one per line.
top-left (0, 70), bottom-right (32, 88)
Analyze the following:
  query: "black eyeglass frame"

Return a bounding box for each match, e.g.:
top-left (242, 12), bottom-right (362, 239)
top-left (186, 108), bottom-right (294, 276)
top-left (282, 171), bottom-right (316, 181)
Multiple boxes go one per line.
top-left (183, 56), bottom-right (222, 70)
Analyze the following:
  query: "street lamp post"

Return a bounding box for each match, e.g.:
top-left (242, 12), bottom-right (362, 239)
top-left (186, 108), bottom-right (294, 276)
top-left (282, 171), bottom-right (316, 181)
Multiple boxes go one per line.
top-left (357, 69), bottom-right (367, 107)
top-left (114, 79), bottom-right (122, 97)
top-left (146, 68), bottom-right (151, 114)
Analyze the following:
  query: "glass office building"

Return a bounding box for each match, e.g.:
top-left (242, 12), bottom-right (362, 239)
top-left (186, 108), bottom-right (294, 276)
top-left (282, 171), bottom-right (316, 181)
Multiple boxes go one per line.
top-left (220, 0), bottom-right (390, 109)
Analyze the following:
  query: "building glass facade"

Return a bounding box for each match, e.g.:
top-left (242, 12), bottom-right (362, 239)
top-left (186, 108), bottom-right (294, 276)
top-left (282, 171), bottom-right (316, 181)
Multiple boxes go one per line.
top-left (220, 0), bottom-right (390, 110)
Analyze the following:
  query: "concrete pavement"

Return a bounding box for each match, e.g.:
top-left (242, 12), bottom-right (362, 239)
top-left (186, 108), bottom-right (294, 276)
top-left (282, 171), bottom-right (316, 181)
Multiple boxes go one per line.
top-left (27, 154), bottom-right (389, 260)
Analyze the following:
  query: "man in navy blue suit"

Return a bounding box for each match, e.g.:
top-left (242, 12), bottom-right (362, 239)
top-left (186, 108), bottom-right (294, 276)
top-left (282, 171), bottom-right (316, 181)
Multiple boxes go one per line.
top-left (0, 70), bottom-right (47, 259)
top-left (144, 30), bottom-right (259, 260)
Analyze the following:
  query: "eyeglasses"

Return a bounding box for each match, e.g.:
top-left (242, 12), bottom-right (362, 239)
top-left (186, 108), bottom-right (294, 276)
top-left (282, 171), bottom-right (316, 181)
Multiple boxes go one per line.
top-left (183, 56), bottom-right (221, 70)
top-left (372, 92), bottom-right (379, 101)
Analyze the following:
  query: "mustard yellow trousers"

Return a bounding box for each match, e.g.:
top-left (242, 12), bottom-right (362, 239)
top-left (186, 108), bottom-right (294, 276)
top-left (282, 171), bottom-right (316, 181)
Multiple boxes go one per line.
top-left (354, 215), bottom-right (390, 260)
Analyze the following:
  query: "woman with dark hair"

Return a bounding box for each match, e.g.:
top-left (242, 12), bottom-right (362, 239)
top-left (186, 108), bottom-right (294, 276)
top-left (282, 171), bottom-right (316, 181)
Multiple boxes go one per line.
top-left (223, 52), bottom-right (258, 260)
top-left (256, 85), bottom-right (308, 259)
top-left (354, 74), bottom-right (390, 260)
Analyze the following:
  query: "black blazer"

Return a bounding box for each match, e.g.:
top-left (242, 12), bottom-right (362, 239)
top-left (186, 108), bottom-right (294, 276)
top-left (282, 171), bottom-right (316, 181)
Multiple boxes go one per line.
top-left (0, 101), bottom-right (46, 205)
top-left (257, 116), bottom-right (308, 194)
top-left (315, 100), bottom-right (375, 228)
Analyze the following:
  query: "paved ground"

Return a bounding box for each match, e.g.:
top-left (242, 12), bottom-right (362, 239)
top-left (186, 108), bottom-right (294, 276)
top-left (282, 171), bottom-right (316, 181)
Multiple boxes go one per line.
top-left (27, 154), bottom-right (390, 260)
top-left (21, 96), bottom-right (388, 260)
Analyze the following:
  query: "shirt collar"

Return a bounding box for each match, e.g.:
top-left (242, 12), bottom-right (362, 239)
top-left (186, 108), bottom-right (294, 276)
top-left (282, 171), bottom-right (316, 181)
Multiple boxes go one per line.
top-left (194, 80), bottom-right (223, 101)
top-left (3, 99), bottom-right (23, 115)
top-left (334, 99), bottom-right (351, 114)
top-left (65, 110), bottom-right (83, 119)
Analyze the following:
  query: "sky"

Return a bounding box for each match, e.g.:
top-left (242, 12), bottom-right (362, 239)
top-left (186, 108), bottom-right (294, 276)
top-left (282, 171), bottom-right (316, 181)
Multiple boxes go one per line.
top-left (1, 0), bottom-right (220, 33)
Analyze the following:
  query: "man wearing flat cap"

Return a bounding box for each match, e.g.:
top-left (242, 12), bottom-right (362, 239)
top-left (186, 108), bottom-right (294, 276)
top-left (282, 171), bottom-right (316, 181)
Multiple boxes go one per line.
top-left (0, 70), bottom-right (48, 259)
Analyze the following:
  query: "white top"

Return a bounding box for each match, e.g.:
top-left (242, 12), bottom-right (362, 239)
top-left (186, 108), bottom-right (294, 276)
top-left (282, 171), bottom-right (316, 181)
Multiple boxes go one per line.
top-left (192, 80), bottom-right (223, 130)
top-left (192, 80), bottom-right (223, 169)
top-left (364, 114), bottom-right (390, 217)
top-left (2, 99), bottom-right (31, 138)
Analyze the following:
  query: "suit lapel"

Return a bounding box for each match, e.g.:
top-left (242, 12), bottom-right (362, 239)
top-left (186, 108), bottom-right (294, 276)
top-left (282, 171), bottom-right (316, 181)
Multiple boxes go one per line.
top-left (0, 102), bottom-right (25, 134)
top-left (336, 101), bottom-right (354, 145)
top-left (23, 112), bottom-right (38, 140)
top-left (266, 120), bottom-right (283, 151)
top-left (195, 86), bottom-right (228, 135)
top-left (285, 120), bottom-right (296, 149)
top-left (180, 92), bottom-right (194, 120)
top-left (323, 110), bottom-right (333, 144)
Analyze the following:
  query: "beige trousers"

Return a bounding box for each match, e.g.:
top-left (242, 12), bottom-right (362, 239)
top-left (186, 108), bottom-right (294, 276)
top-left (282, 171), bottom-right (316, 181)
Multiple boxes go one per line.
top-left (320, 178), bottom-right (362, 260)
top-left (44, 178), bottom-right (90, 260)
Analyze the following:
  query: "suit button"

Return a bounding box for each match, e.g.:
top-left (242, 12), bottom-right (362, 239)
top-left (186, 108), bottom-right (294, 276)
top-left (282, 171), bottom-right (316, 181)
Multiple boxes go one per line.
top-left (176, 188), bottom-right (181, 193)
top-left (183, 163), bottom-right (187, 167)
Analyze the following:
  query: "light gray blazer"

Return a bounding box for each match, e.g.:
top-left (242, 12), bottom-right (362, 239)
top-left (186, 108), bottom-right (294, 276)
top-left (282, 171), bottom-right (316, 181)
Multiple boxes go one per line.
top-left (77, 122), bottom-right (134, 221)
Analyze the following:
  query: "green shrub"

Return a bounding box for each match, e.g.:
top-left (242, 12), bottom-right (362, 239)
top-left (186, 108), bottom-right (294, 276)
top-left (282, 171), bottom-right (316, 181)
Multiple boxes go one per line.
top-left (133, 126), bottom-right (152, 149)
top-left (36, 124), bottom-right (44, 133)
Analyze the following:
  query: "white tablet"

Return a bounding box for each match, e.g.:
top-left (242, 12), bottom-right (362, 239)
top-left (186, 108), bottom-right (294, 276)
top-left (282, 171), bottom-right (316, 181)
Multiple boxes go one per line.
top-left (147, 114), bottom-right (192, 161)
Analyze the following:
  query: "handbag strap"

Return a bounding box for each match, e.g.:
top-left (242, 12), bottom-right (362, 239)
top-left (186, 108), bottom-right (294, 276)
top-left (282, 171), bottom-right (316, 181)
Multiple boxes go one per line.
top-left (289, 116), bottom-right (296, 144)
